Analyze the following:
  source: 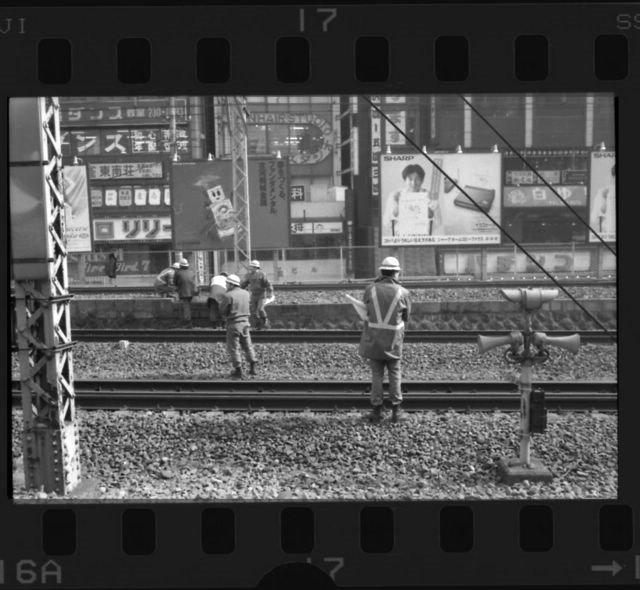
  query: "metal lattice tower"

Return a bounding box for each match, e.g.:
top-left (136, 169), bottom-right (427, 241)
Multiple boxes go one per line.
top-left (11, 97), bottom-right (80, 494)
top-left (217, 96), bottom-right (251, 267)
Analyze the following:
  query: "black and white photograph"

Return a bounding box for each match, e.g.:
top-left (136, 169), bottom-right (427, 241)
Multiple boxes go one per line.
top-left (10, 93), bottom-right (617, 501)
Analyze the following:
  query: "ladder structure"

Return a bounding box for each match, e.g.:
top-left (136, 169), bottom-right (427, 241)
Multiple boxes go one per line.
top-left (10, 97), bottom-right (80, 494)
top-left (216, 96), bottom-right (252, 268)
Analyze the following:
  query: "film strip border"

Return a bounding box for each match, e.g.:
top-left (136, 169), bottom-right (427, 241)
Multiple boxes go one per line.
top-left (2, 503), bottom-right (635, 587)
top-left (0, 4), bottom-right (637, 92)
top-left (28, 31), bottom-right (635, 86)
top-left (2, 2), bottom-right (638, 589)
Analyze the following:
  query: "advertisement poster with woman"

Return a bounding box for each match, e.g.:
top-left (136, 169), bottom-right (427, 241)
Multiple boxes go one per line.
top-left (62, 165), bottom-right (92, 252)
top-left (380, 152), bottom-right (502, 246)
top-left (589, 150), bottom-right (616, 243)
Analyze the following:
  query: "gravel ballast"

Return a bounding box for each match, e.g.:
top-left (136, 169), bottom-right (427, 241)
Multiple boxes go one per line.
top-left (12, 409), bottom-right (616, 501)
top-left (11, 339), bottom-right (617, 501)
top-left (10, 342), bottom-right (617, 382)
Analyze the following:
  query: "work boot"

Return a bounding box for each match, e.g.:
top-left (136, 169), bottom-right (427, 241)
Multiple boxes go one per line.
top-left (249, 362), bottom-right (256, 376)
top-left (230, 367), bottom-right (242, 379)
top-left (391, 404), bottom-right (404, 423)
top-left (367, 404), bottom-right (383, 423)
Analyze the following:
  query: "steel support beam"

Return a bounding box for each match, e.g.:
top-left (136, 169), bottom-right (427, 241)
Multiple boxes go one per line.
top-left (11, 97), bottom-right (80, 494)
top-left (216, 96), bottom-right (251, 269)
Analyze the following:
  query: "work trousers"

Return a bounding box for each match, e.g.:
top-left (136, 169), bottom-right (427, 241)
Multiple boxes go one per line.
top-left (369, 358), bottom-right (402, 406)
top-left (249, 294), bottom-right (268, 326)
top-left (226, 321), bottom-right (256, 368)
top-left (180, 297), bottom-right (192, 321)
top-left (155, 282), bottom-right (175, 296)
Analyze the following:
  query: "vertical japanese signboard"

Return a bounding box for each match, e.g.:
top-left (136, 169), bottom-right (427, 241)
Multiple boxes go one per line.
top-left (171, 161), bottom-right (236, 249)
top-left (380, 152), bottom-right (502, 246)
top-left (249, 158), bottom-right (290, 248)
top-left (589, 150), bottom-right (616, 243)
top-left (370, 96), bottom-right (382, 199)
top-left (62, 165), bottom-right (92, 251)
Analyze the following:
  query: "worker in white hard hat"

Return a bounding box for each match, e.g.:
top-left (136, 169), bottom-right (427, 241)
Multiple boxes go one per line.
top-left (240, 259), bottom-right (274, 330)
top-left (207, 271), bottom-right (229, 329)
top-left (219, 273), bottom-right (257, 379)
top-left (173, 258), bottom-right (198, 328)
top-left (358, 256), bottom-right (411, 423)
top-left (154, 261), bottom-right (180, 298)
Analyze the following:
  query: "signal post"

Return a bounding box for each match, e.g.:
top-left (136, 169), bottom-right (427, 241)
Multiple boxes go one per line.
top-left (478, 288), bottom-right (581, 485)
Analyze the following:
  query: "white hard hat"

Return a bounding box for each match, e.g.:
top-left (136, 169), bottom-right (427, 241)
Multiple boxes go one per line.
top-left (249, 259), bottom-right (261, 268)
top-left (179, 258), bottom-right (189, 267)
top-left (379, 256), bottom-right (401, 271)
top-left (226, 274), bottom-right (240, 286)
top-left (171, 262), bottom-right (180, 269)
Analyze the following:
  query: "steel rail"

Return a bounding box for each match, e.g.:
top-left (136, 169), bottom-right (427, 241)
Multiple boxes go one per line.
top-left (70, 329), bottom-right (617, 344)
top-left (39, 277), bottom-right (616, 296)
top-left (11, 380), bottom-right (617, 411)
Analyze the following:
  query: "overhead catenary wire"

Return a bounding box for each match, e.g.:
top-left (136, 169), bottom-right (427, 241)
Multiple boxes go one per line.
top-left (362, 95), bottom-right (616, 343)
top-left (459, 95), bottom-right (616, 257)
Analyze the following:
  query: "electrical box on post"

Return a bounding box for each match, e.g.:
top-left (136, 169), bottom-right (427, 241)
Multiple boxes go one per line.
top-left (9, 97), bottom-right (53, 280)
top-left (529, 388), bottom-right (547, 434)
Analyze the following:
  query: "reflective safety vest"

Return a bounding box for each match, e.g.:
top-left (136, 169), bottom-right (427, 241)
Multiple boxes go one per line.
top-left (358, 279), bottom-right (410, 361)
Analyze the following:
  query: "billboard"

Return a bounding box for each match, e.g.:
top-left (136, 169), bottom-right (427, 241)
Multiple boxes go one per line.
top-left (62, 165), bottom-right (92, 251)
top-left (171, 161), bottom-right (235, 249)
top-left (88, 161), bottom-right (164, 180)
top-left (291, 221), bottom-right (343, 234)
top-left (172, 159), bottom-right (290, 250)
top-left (380, 153), bottom-right (502, 246)
top-left (589, 151), bottom-right (616, 242)
top-left (442, 249), bottom-right (595, 275)
top-left (59, 97), bottom-right (189, 127)
top-left (503, 185), bottom-right (587, 208)
top-left (92, 216), bottom-right (172, 242)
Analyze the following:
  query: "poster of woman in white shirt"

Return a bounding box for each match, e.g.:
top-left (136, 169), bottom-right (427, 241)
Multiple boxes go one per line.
top-left (589, 151), bottom-right (616, 243)
top-left (380, 153), bottom-right (502, 246)
top-left (62, 165), bottom-right (92, 252)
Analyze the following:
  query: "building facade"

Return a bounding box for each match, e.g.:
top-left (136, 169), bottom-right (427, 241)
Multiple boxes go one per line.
top-left (58, 93), bottom-right (616, 284)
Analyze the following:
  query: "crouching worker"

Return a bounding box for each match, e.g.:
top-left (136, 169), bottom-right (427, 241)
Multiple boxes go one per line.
top-left (358, 256), bottom-right (411, 423)
top-left (219, 274), bottom-right (257, 379)
top-left (154, 262), bottom-right (180, 297)
top-left (208, 271), bottom-right (228, 329)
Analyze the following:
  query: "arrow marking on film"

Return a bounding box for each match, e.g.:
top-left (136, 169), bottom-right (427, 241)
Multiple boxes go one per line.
top-left (591, 561), bottom-right (622, 576)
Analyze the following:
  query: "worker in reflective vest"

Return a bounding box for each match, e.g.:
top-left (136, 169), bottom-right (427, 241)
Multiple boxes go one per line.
top-left (358, 256), bottom-right (411, 423)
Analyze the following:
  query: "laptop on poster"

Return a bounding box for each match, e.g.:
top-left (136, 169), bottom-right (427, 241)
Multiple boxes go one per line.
top-left (453, 186), bottom-right (496, 212)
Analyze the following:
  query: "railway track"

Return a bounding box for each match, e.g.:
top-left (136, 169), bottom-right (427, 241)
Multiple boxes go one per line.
top-left (61, 277), bottom-right (616, 294)
top-left (69, 328), bottom-right (617, 344)
top-left (11, 380), bottom-right (617, 411)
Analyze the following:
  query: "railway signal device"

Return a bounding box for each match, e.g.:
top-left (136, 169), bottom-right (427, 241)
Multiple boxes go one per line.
top-left (529, 388), bottom-right (547, 434)
top-left (478, 287), bottom-right (581, 484)
top-left (500, 287), bottom-right (559, 312)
